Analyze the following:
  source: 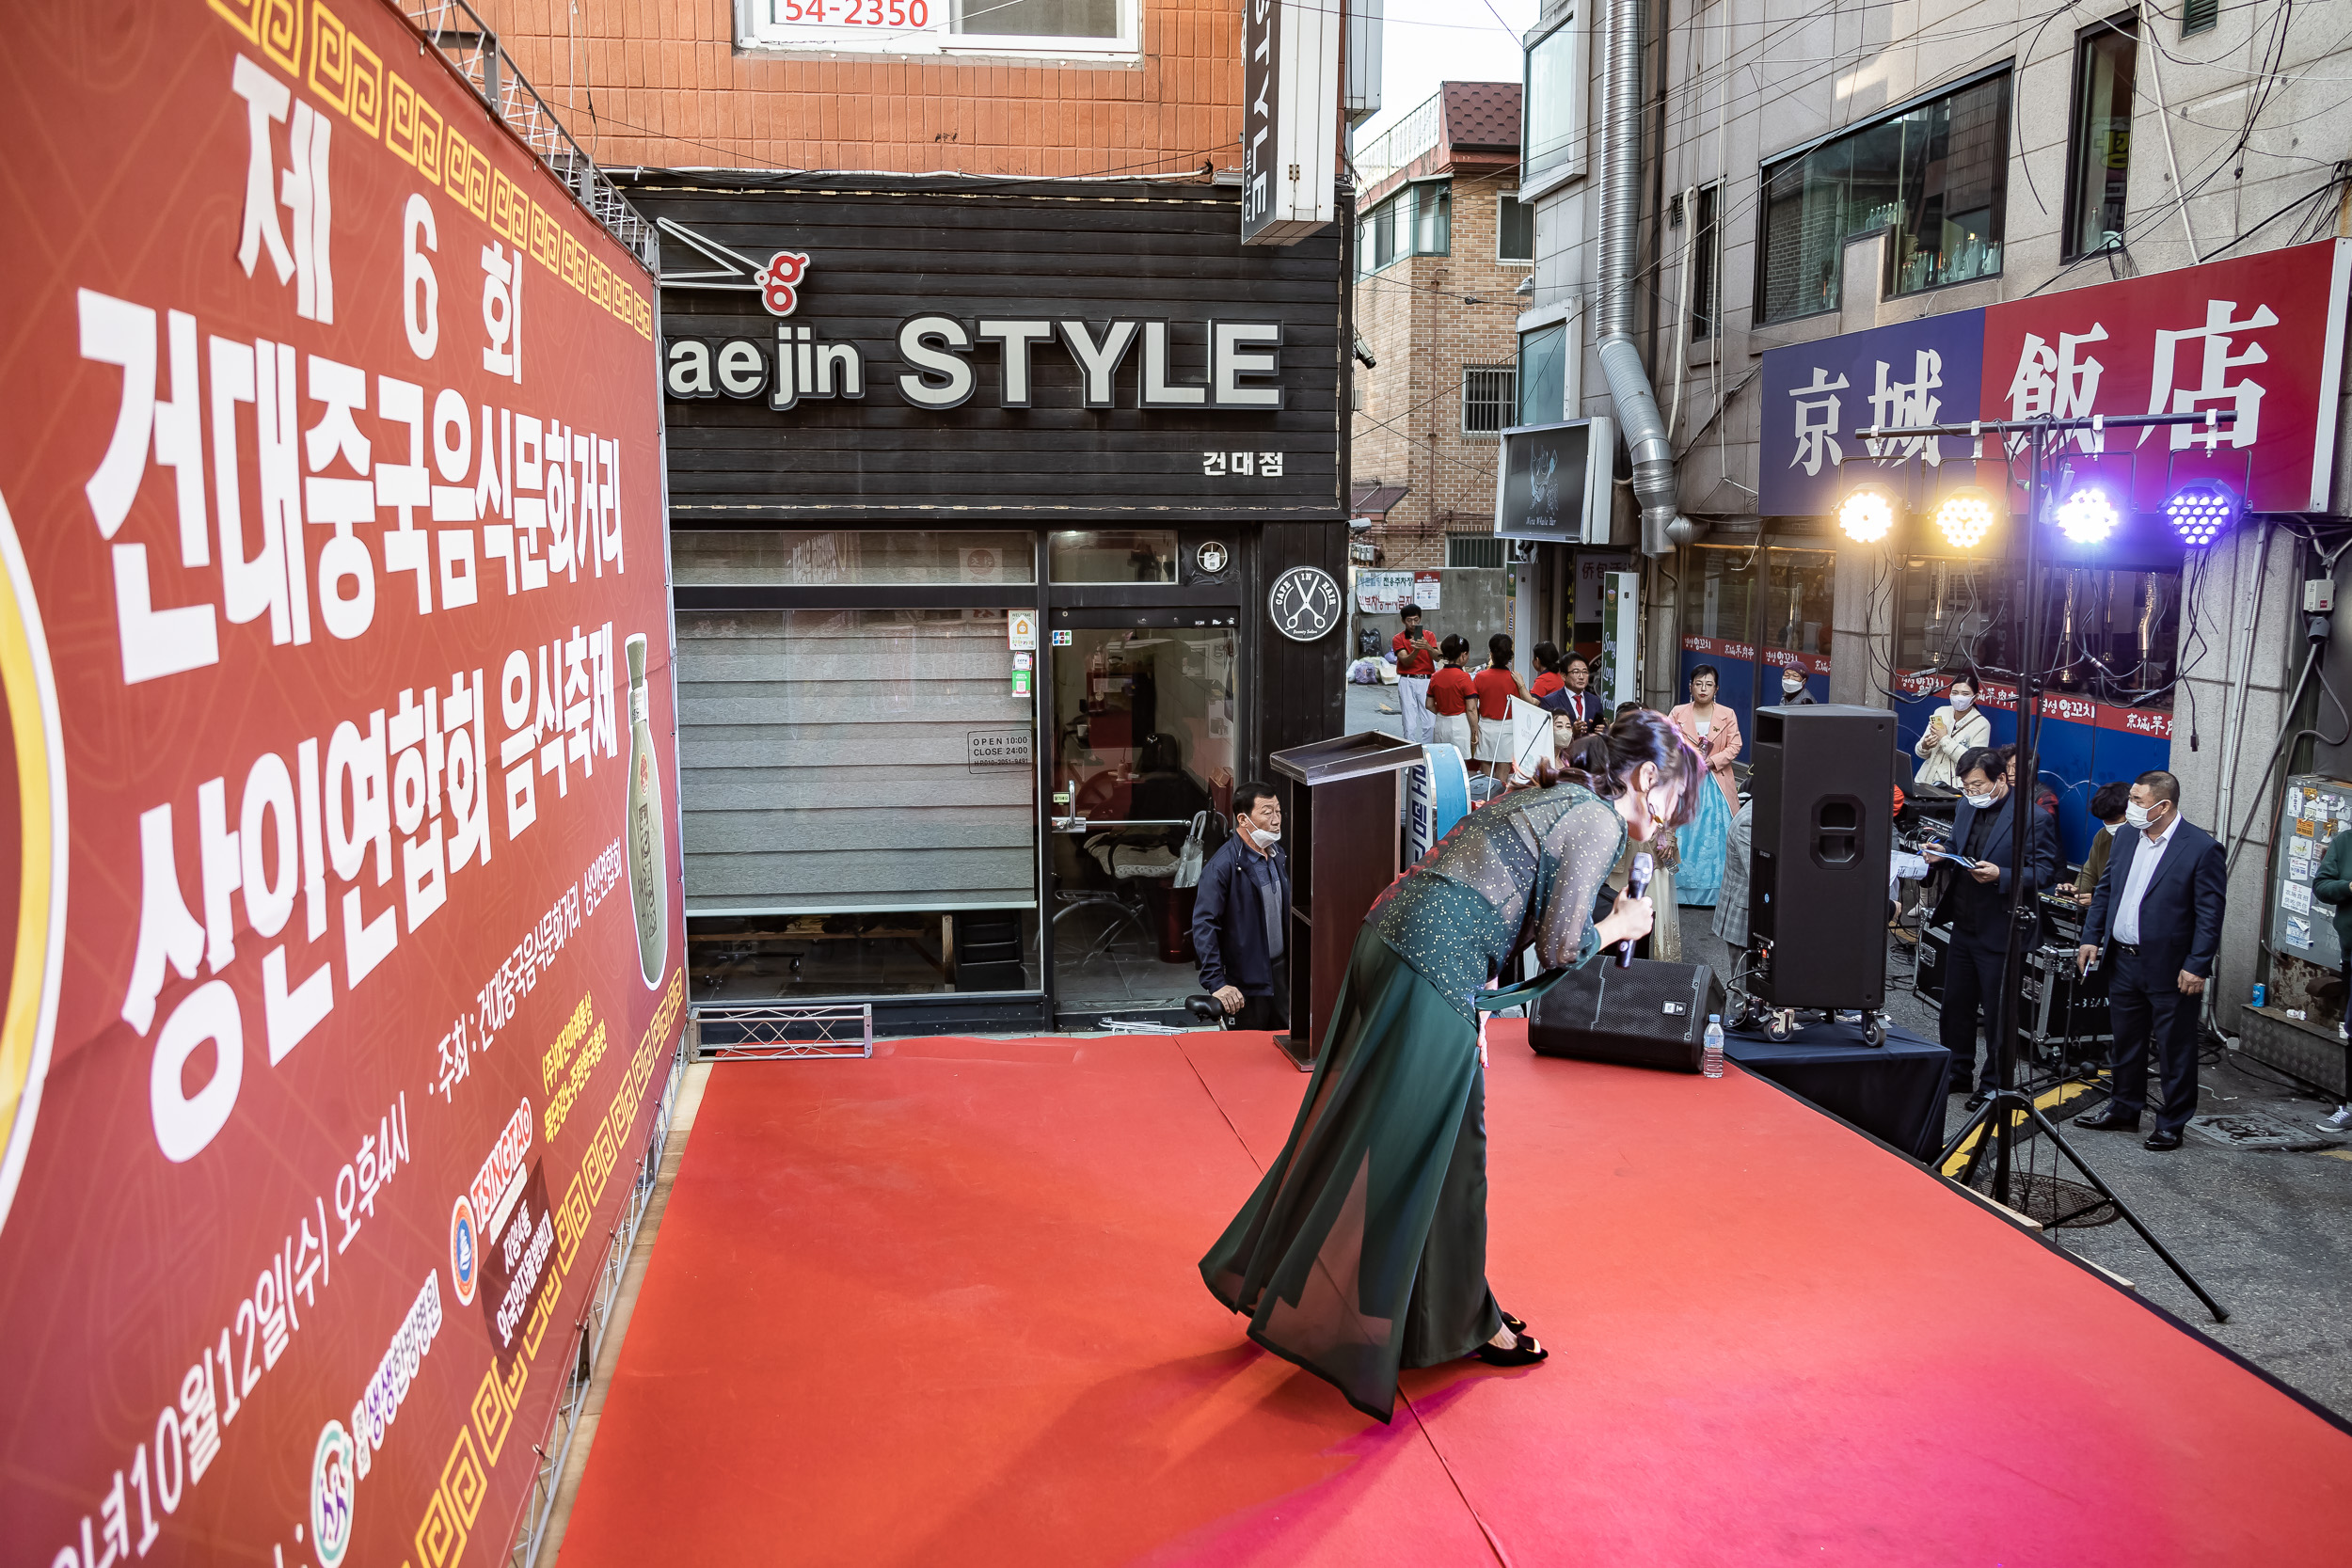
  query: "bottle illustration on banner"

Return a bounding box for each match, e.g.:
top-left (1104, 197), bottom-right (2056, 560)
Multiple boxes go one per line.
top-left (625, 633), bottom-right (668, 988)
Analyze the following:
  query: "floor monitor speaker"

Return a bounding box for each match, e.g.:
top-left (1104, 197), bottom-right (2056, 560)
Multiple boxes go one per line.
top-left (1527, 959), bottom-right (1724, 1072)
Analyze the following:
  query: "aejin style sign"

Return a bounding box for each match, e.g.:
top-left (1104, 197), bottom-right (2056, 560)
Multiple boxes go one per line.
top-left (664, 255), bottom-right (1291, 414)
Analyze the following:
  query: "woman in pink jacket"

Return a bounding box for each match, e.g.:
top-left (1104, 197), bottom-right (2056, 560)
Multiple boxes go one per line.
top-left (1667, 665), bottom-right (1742, 906)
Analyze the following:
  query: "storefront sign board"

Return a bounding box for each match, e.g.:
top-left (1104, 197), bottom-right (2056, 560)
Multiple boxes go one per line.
top-left (633, 180), bottom-right (1345, 520)
top-left (0, 6), bottom-right (680, 1563)
top-left (1758, 241), bottom-right (2352, 518)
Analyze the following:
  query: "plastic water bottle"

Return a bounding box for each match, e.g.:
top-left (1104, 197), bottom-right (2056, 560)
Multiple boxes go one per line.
top-left (1703, 1015), bottom-right (1724, 1079)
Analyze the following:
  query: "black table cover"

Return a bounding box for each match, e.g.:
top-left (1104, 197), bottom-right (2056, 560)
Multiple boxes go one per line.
top-left (1724, 1022), bottom-right (1952, 1161)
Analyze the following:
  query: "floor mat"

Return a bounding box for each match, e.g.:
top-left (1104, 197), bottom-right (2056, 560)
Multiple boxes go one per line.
top-left (558, 1024), bottom-right (2352, 1567)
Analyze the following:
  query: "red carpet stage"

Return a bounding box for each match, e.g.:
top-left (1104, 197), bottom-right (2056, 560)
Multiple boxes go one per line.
top-left (555, 1026), bottom-right (2352, 1566)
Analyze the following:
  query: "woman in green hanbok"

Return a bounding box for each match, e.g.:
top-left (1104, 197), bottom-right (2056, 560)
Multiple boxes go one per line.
top-left (1200, 711), bottom-right (1703, 1422)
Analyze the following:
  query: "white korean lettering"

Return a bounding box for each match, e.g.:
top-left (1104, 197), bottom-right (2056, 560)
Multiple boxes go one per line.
top-left (80, 290), bottom-right (221, 682)
top-left (230, 56), bottom-right (294, 288)
top-left (375, 373), bottom-right (434, 612)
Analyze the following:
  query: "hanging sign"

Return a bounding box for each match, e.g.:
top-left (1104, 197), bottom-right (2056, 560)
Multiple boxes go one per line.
top-left (0, 6), bottom-right (680, 1565)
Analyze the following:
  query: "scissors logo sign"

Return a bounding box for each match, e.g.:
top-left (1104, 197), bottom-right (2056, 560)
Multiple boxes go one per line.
top-left (757, 251), bottom-right (812, 317)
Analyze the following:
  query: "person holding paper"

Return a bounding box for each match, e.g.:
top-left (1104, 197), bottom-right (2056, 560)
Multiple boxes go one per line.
top-left (1929, 748), bottom-right (2058, 1105)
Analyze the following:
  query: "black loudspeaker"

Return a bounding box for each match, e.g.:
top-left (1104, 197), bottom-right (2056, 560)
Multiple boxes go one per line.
top-left (1527, 959), bottom-right (1724, 1072)
top-left (1749, 705), bottom-right (1894, 1010)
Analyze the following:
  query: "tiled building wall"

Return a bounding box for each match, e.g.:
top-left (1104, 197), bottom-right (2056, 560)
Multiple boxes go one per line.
top-left (1351, 169), bottom-right (1530, 572)
top-left (471, 0), bottom-right (1241, 178)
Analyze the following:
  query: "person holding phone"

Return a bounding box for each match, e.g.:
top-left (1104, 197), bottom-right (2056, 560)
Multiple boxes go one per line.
top-left (1913, 675), bottom-right (1991, 789)
top-left (1928, 748), bottom-right (2058, 1105)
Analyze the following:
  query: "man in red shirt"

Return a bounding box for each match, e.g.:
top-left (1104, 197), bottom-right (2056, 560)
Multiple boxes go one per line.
top-left (1391, 603), bottom-right (1439, 744)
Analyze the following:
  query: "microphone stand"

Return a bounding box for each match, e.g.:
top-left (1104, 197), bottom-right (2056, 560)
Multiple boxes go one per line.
top-left (1849, 409), bottom-right (2227, 1323)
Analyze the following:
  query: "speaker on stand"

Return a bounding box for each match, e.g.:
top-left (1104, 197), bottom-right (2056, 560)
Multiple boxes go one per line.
top-left (1747, 705), bottom-right (1895, 1041)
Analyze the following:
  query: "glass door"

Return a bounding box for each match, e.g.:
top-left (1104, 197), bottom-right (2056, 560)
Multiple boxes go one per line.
top-left (1047, 621), bottom-right (1239, 1017)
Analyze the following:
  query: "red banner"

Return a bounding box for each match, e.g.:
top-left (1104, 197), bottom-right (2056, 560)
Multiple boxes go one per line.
top-left (0, 4), bottom-right (678, 1566)
top-left (1979, 240), bottom-right (2352, 515)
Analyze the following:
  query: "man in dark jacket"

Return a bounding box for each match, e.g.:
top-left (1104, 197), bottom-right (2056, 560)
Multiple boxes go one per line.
top-left (1929, 747), bottom-right (2060, 1104)
top-left (1192, 782), bottom-right (1291, 1030)
top-left (2074, 770), bottom-right (2228, 1150)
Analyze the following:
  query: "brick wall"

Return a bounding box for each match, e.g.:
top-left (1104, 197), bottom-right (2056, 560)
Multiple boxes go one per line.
top-left (471, 0), bottom-right (1239, 178)
top-left (1350, 169), bottom-right (1528, 574)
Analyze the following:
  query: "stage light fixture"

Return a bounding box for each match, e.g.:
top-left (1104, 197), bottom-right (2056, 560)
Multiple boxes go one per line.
top-left (1838, 483), bottom-right (1899, 544)
top-left (2053, 483), bottom-right (2120, 545)
top-left (2163, 480), bottom-right (2241, 547)
top-left (1932, 485), bottom-right (2000, 550)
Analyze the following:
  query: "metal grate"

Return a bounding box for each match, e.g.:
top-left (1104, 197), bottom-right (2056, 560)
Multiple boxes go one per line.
top-left (1446, 531), bottom-right (1507, 569)
top-left (691, 1003), bottom-right (876, 1060)
top-left (396, 0), bottom-right (653, 263)
top-left (1963, 1168), bottom-right (2119, 1227)
top-left (1462, 363), bottom-right (1518, 438)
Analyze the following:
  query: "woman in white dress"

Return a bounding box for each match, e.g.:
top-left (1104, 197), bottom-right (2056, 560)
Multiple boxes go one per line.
top-left (1913, 674), bottom-right (1992, 789)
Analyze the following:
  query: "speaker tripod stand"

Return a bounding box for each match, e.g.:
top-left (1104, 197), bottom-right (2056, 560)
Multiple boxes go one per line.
top-left (1860, 406), bottom-right (2228, 1323)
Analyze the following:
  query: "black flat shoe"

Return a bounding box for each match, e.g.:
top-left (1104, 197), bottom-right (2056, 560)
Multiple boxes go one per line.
top-left (2144, 1129), bottom-right (2184, 1151)
top-left (1470, 1334), bottom-right (1549, 1368)
top-left (2074, 1107), bottom-right (2140, 1132)
top-left (1500, 1308), bottom-right (1527, 1335)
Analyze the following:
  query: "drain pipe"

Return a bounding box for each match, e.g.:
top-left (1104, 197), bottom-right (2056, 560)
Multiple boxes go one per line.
top-left (1599, 0), bottom-right (1687, 556)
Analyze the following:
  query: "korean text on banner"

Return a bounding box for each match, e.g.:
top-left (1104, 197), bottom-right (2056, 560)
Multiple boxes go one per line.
top-left (0, 6), bottom-right (681, 1567)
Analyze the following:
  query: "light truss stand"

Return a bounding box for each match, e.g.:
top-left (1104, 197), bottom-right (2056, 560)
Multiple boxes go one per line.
top-left (1851, 407), bottom-right (2233, 1323)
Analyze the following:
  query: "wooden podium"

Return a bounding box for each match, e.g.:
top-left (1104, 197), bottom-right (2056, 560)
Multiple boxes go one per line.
top-left (1267, 732), bottom-right (1426, 1070)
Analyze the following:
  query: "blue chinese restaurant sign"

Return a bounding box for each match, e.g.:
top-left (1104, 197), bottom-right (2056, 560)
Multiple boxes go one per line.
top-left (1759, 310), bottom-right (1986, 516)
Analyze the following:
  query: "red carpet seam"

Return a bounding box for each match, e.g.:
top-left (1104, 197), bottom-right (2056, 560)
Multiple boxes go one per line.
top-left (1401, 1393), bottom-right (1515, 1568)
top-left (1173, 1034), bottom-right (1512, 1566)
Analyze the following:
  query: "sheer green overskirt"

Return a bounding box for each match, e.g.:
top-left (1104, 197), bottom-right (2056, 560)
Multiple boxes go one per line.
top-left (1200, 926), bottom-right (1501, 1422)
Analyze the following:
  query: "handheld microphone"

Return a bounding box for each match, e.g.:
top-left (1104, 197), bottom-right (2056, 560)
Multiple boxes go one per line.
top-left (1618, 852), bottom-right (1654, 969)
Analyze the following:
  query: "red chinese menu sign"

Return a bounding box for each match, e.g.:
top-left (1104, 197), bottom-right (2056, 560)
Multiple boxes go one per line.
top-left (0, 3), bottom-right (681, 1566)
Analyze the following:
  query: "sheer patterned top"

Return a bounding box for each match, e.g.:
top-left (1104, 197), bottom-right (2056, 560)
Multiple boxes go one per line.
top-left (1368, 784), bottom-right (1629, 1022)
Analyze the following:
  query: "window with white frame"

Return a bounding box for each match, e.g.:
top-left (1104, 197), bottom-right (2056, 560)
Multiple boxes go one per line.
top-left (1461, 364), bottom-right (1517, 438)
top-left (1498, 195), bottom-right (1534, 262)
top-left (1522, 13), bottom-right (1587, 188)
top-left (1446, 532), bottom-right (1507, 570)
top-left (740, 0), bottom-right (1137, 58)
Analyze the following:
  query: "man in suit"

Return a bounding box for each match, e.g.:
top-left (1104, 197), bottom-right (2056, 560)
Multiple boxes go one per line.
top-left (1192, 782), bottom-right (1291, 1031)
top-left (1930, 748), bottom-right (2060, 1106)
top-left (2074, 770), bottom-right (2228, 1151)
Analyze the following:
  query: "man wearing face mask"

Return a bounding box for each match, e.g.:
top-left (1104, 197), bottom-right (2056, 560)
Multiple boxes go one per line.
top-left (1193, 783), bottom-right (1292, 1031)
top-left (1929, 748), bottom-right (2059, 1105)
top-left (1776, 665), bottom-right (1818, 705)
top-left (2074, 772), bottom-right (2227, 1151)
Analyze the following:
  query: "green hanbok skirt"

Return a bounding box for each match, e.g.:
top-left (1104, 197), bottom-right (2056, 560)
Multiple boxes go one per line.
top-left (1200, 924), bottom-right (1500, 1422)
